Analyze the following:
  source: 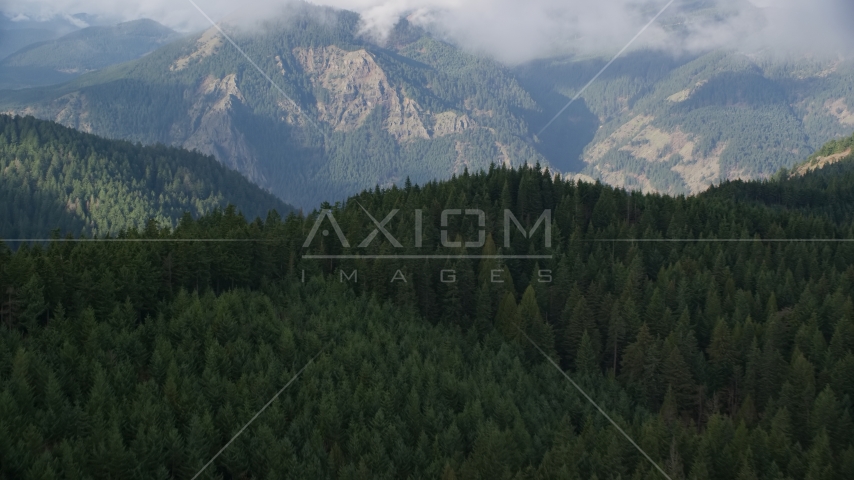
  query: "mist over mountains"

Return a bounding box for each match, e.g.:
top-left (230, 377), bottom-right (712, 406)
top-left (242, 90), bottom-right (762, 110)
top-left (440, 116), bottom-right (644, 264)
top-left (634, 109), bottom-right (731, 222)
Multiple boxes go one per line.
top-left (10, 0), bottom-right (854, 63)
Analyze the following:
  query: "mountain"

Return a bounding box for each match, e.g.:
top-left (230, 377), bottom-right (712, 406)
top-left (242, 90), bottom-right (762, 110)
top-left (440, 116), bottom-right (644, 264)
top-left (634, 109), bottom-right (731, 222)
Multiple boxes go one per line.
top-left (4, 136), bottom-right (854, 478)
top-left (0, 12), bottom-right (89, 60)
top-left (0, 114), bottom-right (293, 240)
top-left (3, 3), bottom-right (853, 209)
top-left (516, 49), bottom-right (854, 195)
top-left (0, 3), bottom-right (585, 208)
top-left (0, 19), bottom-right (180, 90)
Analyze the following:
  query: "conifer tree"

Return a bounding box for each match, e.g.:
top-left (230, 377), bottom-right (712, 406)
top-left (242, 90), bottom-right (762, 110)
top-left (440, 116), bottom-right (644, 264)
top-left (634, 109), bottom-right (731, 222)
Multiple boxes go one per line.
top-left (661, 345), bottom-right (696, 414)
top-left (496, 292), bottom-right (518, 340)
top-left (575, 331), bottom-right (599, 376)
top-left (564, 295), bottom-right (598, 364)
top-left (517, 286), bottom-right (555, 360)
top-left (804, 429), bottom-right (834, 480)
top-left (621, 323), bottom-right (662, 406)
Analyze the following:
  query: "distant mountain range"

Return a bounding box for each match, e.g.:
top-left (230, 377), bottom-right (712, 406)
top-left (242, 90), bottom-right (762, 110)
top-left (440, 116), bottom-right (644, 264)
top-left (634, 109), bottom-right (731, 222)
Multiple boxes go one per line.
top-left (0, 12), bottom-right (91, 60)
top-left (0, 18), bottom-right (180, 90)
top-left (1, 3), bottom-right (853, 208)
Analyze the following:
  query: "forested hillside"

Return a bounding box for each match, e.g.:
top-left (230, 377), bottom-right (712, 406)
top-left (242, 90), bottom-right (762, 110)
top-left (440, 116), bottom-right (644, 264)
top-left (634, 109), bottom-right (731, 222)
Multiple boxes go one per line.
top-left (0, 115), bottom-right (292, 240)
top-left (4, 145), bottom-right (854, 477)
top-left (704, 131), bottom-right (854, 223)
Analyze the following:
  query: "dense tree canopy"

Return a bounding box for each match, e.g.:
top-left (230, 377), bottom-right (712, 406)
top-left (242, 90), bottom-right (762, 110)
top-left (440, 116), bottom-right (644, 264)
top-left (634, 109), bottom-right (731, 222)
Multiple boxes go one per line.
top-left (4, 142), bottom-right (854, 477)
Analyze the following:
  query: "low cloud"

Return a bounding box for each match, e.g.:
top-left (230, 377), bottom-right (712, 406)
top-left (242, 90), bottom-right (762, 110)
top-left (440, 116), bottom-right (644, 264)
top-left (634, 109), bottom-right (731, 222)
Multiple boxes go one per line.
top-left (5, 0), bottom-right (854, 63)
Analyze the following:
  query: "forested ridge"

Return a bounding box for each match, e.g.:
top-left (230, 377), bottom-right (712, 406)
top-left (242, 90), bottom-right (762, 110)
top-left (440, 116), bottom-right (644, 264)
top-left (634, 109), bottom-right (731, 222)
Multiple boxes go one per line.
top-left (704, 131), bottom-right (854, 223)
top-left (4, 144), bottom-right (854, 478)
top-left (0, 114), bottom-right (293, 240)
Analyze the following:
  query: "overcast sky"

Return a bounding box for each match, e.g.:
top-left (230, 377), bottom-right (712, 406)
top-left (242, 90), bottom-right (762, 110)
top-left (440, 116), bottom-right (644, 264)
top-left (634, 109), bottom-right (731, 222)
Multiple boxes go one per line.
top-left (6, 0), bottom-right (854, 63)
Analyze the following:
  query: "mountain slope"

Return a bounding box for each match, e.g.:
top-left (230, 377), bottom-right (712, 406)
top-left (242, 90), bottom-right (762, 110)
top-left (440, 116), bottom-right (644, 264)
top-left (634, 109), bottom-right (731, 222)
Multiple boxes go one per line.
top-left (701, 130), bottom-right (854, 223)
top-left (788, 132), bottom-right (854, 178)
top-left (516, 49), bottom-right (854, 195)
top-left (0, 4), bottom-right (589, 208)
top-left (0, 19), bottom-right (180, 90)
top-left (0, 114), bottom-right (293, 239)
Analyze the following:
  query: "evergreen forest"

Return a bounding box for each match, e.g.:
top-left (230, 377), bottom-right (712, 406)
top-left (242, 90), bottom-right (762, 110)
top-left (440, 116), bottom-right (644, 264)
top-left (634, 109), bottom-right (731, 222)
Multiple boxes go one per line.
top-left (0, 114), bottom-right (293, 241)
top-left (4, 129), bottom-right (854, 478)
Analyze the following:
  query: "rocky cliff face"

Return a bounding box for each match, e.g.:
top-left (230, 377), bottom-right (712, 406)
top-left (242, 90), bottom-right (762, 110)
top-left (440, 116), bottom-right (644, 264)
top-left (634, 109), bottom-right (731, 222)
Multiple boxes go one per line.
top-left (584, 114), bottom-right (730, 194)
top-left (170, 27), bottom-right (223, 72)
top-left (179, 74), bottom-right (264, 186)
top-left (789, 148), bottom-right (853, 178)
top-left (9, 68), bottom-right (266, 188)
top-left (293, 45), bottom-right (475, 142)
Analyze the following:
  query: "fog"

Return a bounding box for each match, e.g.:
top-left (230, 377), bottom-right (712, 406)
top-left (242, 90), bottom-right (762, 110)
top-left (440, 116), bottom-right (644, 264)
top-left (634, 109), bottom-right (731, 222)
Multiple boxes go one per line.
top-left (6, 0), bottom-right (854, 63)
